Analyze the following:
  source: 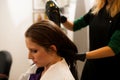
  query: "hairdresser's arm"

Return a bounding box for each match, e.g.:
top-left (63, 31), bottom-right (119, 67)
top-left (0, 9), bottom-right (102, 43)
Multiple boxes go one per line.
top-left (75, 30), bottom-right (120, 61)
top-left (62, 20), bottom-right (74, 31)
top-left (86, 46), bottom-right (115, 59)
top-left (86, 30), bottom-right (120, 59)
top-left (61, 13), bottom-right (89, 31)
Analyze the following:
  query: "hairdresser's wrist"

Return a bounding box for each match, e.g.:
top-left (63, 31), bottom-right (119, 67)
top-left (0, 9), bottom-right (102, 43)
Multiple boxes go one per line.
top-left (61, 15), bottom-right (67, 23)
top-left (74, 53), bottom-right (86, 61)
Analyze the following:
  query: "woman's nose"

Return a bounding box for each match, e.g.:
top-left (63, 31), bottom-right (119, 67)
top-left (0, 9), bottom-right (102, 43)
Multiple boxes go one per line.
top-left (28, 53), bottom-right (33, 59)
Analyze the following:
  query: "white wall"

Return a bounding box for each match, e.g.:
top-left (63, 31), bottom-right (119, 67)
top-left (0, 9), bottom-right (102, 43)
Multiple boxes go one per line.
top-left (0, 0), bottom-right (32, 80)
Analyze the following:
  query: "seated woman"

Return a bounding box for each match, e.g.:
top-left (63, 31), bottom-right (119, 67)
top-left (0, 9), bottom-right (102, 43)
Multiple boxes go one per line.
top-left (18, 20), bottom-right (79, 80)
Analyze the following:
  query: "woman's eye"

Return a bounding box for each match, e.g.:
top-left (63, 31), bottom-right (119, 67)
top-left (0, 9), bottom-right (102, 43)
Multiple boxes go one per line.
top-left (31, 49), bottom-right (38, 53)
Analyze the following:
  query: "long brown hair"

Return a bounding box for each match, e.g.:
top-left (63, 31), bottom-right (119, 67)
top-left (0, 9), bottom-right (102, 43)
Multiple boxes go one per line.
top-left (92, 0), bottom-right (120, 17)
top-left (25, 20), bottom-right (79, 80)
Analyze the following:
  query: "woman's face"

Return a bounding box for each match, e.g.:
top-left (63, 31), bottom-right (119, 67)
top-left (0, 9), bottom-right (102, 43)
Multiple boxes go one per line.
top-left (25, 38), bottom-right (56, 68)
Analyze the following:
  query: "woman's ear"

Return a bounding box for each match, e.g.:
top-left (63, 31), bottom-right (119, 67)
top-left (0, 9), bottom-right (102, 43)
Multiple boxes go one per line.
top-left (49, 45), bottom-right (57, 52)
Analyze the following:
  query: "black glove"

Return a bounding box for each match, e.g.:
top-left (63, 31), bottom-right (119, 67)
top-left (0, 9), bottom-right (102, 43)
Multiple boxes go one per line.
top-left (60, 15), bottom-right (67, 23)
top-left (45, 0), bottom-right (61, 27)
top-left (74, 53), bottom-right (86, 61)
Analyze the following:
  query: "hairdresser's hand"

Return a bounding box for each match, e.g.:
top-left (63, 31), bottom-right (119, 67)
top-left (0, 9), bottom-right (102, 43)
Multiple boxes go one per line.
top-left (74, 53), bottom-right (86, 61)
top-left (60, 15), bottom-right (67, 23)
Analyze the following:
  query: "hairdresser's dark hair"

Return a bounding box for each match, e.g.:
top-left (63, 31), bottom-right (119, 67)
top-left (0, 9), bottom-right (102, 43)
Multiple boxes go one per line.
top-left (25, 20), bottom-right (79, 80)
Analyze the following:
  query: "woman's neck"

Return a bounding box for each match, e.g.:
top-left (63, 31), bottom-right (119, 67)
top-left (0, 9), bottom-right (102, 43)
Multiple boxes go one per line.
top-left (42, 56), bottom-right (63, 75)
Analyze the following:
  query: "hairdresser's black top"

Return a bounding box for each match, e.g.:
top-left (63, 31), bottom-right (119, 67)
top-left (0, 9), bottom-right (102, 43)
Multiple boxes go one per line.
top-left (73, 5), bottom-right (120, 80)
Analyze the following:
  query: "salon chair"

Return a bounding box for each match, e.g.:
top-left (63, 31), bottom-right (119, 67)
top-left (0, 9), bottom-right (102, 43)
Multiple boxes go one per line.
top-left (0, 50), bottom-right (12, 80)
